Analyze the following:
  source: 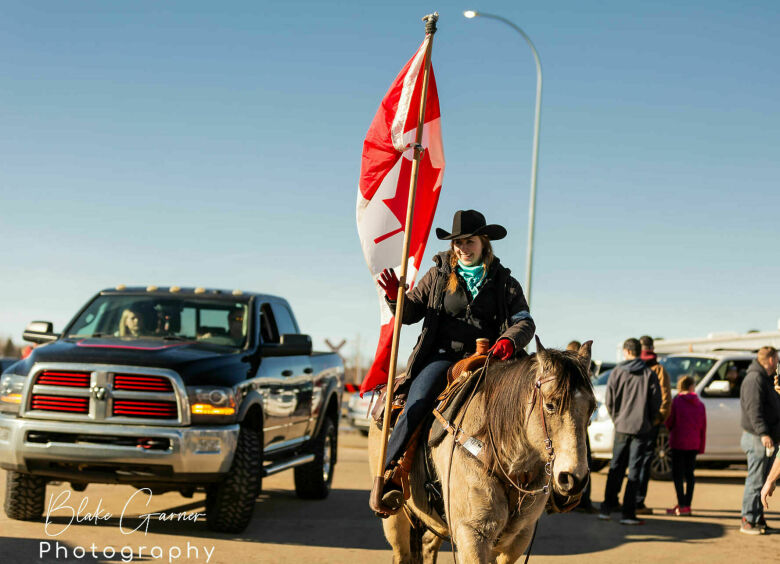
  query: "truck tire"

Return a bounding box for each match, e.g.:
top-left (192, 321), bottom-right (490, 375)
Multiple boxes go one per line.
top-left (205, 426), bottom-right (263, 533)
top-left (294, 417), bottom-right (336, 499)
top-left (4, 471), bottom-right (47, 521)
top-left (650, 427), bottom-right (673, 481)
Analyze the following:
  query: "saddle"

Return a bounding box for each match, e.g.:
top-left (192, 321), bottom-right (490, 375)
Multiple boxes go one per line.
top-left (372, 352), bottom-right (490, 504)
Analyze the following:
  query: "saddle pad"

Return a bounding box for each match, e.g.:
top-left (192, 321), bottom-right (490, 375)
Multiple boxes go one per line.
top-left (428, 366), bottom-right (484, 447)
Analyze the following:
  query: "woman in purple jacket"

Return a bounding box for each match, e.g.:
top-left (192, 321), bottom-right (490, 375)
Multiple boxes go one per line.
top-left (665, 375), bottom-right (707, 515)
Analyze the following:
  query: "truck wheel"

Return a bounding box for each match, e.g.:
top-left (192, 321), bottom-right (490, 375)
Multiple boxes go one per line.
top-left (205, 426), bottom-right (263, 533)
top-left (4, 471), bottom-right (47, 521)
top-left (650, 427), bottom-right (672, 481)
top-left (294, 417), bottom-right (336, 499)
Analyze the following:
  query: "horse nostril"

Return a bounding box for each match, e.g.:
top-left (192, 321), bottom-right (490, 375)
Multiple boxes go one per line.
top-left (558, 472), bottom-right (574, 492)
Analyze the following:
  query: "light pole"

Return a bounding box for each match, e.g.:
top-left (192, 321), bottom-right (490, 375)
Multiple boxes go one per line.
top-left (464, 10), bottom-right (542, 308)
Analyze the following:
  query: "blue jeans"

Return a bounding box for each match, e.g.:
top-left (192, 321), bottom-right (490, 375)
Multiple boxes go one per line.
top-left (601, 431), bottom-right (654, 519)
top-left (741, 431), bottom-right (775, 524)
top-left (383, 355), bottom-right (452, 469)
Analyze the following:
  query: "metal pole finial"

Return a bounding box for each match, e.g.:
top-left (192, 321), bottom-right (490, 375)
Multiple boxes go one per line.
top-left (422, 12), bottom-right (439, 35)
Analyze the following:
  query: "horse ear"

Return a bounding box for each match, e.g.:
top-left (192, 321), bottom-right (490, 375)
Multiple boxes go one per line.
top-left (578, 340), bottom-right (593, 367)
top-left (535, 335), bottom-right (545, 352)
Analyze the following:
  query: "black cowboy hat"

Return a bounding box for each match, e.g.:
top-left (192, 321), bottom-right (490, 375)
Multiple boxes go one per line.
top-left (435, 209), bottom-right (507, 241)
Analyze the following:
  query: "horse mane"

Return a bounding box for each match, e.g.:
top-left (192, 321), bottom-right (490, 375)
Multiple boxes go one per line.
top-left (476, 348), bottom-right (594, 476)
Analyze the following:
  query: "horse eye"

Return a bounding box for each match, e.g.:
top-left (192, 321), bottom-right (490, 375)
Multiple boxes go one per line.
top-left (544, 402), bottom-right (556, 413)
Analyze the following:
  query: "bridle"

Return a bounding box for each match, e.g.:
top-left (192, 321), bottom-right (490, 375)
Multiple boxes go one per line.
top-left (487, 374), bottom-right (558, 503)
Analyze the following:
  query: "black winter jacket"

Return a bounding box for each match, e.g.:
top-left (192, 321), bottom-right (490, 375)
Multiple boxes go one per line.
top-left (605, 358), bottom-right (662, 435)
top-left (740, 359), bottom-right (780, 440)
top-left (388, 251), bottom-right (535, 379)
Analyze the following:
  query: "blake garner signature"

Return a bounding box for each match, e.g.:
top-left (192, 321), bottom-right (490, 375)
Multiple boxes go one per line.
top-left (44, 488), bottom-right (205, 537)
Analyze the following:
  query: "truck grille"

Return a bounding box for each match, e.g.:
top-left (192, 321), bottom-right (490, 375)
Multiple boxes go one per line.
top-left (25, 364), bottom-right (184, 425)
top-left (30, 394), bottom-right (90, 414)
top-left (113, 374), bottom-right (173, 392)
top-left (36, 371), bottom-right (91, 388)
top-left (112, 399), bottom-right (177, 419)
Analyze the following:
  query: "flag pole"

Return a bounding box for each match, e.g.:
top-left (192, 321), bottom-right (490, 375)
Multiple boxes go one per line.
top-left (372, 12), bottom-right (439, 500)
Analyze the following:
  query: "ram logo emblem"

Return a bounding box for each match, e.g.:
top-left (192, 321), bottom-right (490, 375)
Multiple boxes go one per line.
top-left (91, 386), bottom-right (107, 401)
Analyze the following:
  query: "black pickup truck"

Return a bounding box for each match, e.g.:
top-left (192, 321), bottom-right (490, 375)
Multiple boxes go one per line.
top-left (0, 286), bottom-right (344, 532)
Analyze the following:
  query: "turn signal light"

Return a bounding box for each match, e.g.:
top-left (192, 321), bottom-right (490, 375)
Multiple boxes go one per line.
top-left (0, 393), bottom-right (21, 404)
top-left (190, 404), bottom-right (236, 416)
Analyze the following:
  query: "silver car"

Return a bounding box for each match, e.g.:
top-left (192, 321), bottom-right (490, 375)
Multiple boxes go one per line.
top-left (346, 391), bottom-right (374, 435)
top-left (589, 351), bottom-right (754, 479)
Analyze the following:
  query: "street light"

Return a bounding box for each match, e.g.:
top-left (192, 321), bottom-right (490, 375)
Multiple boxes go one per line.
top-left (463, 9), bottom-right (542, 308)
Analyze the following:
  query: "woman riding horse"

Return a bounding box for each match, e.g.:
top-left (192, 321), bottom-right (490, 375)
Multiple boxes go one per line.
top-left (370, 209), bottom-right (536, 515)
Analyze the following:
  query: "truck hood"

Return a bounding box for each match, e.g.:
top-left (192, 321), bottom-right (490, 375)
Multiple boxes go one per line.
top-left (11, 338), bottom-right (255, 386)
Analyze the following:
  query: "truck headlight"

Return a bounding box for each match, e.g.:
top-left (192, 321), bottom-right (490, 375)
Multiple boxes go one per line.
top-left (591, 401), bottom-right (610, 423)
top-left (0, 374), bottom-right (27, 415)
top-left (187, 386), bottom-right (237, 424)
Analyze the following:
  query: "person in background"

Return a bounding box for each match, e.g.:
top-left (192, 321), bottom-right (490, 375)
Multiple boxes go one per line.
top-left (761, 445), bottom-right (780, 511)
top-left (725, 364), bottom-right (743, 397)
top-left (665, 375), bottom-right (706, 516)
top-left (761, 367), bottom-right (780, 510)
top-left (227, 309), bottom-right (245, 344)
top-left (635, 335), bottom-right (672, 515)
top-left (599, 338), bottom-right (662, 526)
top-left (739, 346), bottom-right (780, 534)
top-left (118, 309), bottom-right (143, 338)
top-left (568, 340), bottom-right (598, 514)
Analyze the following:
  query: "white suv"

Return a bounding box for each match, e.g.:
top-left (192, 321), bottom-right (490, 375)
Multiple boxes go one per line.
top-left (589, 351), bottom-right (754, 479)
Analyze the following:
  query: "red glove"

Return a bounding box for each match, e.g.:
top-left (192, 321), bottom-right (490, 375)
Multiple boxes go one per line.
top-left (490, 338), bottom-right (514, 360)
top-left (377, 268), bottom-right (400, 301)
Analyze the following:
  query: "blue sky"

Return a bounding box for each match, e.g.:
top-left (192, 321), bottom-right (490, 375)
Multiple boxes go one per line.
top-left (1, 0), bottom-right (779, 365)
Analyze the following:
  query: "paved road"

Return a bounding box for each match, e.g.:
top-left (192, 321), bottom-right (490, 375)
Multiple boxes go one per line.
top-left (1, 429), bottom-right (777, 563)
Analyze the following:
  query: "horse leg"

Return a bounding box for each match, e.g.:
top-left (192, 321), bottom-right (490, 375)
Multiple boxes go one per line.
top-left (421, 530), bottom-right (443, 564)
top-left (494, 523), bottom-right (536, 564)
top-left (380, 511), bottom-right (424, 564)
top-left (451, 525), bottom-right (492, 564)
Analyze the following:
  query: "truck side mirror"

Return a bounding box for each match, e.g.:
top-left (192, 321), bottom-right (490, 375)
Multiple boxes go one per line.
top-left (279, 334), bottom-right (313, 356)
top-left (23, 321), bottom-right (59, 344)
top-left (703, 379), bottom-right (731, 397)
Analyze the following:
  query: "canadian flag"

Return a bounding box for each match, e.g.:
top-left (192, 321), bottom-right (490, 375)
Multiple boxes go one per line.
top-left (357, 37), bottom-right (445, 395)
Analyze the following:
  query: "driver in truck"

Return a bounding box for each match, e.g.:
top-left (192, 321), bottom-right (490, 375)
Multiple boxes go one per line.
top-left (117, 308), bottom-right (143, 338)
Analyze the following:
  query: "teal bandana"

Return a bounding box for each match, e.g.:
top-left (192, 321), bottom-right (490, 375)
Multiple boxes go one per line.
top-left (456, 260), bottom-right (486, 298)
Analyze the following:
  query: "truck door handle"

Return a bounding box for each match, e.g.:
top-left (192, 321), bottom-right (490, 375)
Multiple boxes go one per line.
top-left (303, 367), bottom-right (313, 374)
top-left (282, 369), bottom-right (294, 377)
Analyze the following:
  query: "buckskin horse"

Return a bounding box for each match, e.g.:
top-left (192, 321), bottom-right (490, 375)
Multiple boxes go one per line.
top-left (368, 338), bottom-right (596, 564)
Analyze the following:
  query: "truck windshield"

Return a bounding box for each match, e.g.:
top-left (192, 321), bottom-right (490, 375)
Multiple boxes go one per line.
top-left (659, 356), bottom-right (717, 388)
top-left (65, 295), bottom-right (249, 348)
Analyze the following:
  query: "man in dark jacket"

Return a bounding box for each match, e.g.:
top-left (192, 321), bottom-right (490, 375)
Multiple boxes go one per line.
top-left (739, 346), bottom-right (780, 534)
top-left (635, 335), bottom-right (672, 514)
top-left (599, 338), bottom-right (662, 525)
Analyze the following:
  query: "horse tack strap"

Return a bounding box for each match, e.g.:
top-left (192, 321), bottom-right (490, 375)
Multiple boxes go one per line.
top-left (432, 409), bottom-right (489, 466)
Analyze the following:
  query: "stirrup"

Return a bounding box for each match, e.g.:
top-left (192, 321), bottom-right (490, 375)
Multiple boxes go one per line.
top-left (370, 477), bottom-right (404, 517)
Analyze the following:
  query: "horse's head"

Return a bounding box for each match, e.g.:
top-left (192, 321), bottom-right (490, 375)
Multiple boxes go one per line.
top-left (478, 337), bottom-right (597, 503)
top-left (531, 337), bottom-right (596, 500)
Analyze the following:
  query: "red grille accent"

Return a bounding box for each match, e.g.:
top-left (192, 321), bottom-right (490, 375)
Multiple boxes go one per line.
top-left (36, 371), bottom-right (91, 388)
top-left (113, 374), bottom-right (173, 392)
top-left (113, 400), bottom-right (177, 419)
top-left (30, 395), bottom-right (89, 414)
